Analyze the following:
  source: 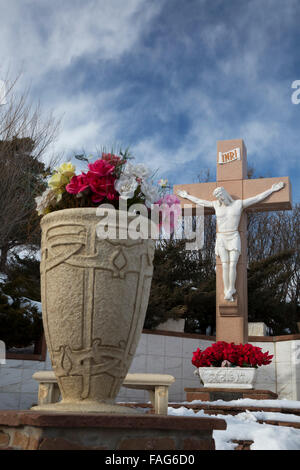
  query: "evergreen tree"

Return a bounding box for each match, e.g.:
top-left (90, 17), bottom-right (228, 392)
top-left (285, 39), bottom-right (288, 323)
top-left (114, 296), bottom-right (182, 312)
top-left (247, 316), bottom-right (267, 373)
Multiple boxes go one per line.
top-left (144, 235), bottom-right (216, 332)
top-left (248, 250), bottom-right (299, 335)
top-left (0, 137), bottom-right (50, 271)
top-left (0, 255), bottom-right (42, 349)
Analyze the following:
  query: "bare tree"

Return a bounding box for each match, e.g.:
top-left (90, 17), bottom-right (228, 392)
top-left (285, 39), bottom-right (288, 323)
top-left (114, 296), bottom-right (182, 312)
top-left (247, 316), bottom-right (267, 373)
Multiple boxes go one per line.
top-left (0, 73), bottom-right (61, 270)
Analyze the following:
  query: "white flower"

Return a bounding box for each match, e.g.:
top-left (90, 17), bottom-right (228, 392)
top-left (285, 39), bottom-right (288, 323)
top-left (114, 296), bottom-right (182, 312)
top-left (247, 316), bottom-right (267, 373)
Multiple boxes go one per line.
top-left (141, 181), bottom-right (160, 207)
top-left (158, 178), bottom-right (168, 188)
top-left (116, 162), bottom-right (157, 205)
top-left (123, 162), bottom-right (150, 180)
top-left (35, 188), bottom-right (57, 215)
top-left (114, 175), bottom-right (138, 200)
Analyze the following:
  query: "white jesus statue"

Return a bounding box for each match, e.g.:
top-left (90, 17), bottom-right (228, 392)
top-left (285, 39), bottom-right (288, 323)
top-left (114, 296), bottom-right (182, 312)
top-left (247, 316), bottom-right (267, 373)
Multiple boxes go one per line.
top-left (177, 182), bottom-right (285, 302)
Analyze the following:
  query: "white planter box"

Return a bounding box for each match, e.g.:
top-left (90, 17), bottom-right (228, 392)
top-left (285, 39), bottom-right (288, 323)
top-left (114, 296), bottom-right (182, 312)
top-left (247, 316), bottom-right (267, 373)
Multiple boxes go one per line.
top-left (198, 367), bottom-right (256, 389)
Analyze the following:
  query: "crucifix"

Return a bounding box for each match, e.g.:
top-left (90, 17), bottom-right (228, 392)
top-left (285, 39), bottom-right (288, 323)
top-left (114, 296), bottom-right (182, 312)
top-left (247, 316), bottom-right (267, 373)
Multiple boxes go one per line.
top-left (174, 139), bottom-right (292, 344)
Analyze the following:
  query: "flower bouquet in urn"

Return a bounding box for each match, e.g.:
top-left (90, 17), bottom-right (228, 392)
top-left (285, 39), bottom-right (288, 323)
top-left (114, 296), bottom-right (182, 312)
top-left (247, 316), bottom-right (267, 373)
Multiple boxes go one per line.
top-left (36, 150), bottom-right (180, 219)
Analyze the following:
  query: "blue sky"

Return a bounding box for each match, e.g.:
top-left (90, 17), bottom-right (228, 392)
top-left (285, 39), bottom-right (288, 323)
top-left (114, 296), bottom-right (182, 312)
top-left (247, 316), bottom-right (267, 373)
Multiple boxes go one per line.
top-left (0, 0), bottom-right (299, 202)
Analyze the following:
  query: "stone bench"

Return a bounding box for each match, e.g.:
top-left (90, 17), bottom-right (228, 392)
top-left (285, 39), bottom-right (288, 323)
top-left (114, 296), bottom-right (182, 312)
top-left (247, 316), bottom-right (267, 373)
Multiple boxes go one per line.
top-left (32, 371), bottom-right (175, 415)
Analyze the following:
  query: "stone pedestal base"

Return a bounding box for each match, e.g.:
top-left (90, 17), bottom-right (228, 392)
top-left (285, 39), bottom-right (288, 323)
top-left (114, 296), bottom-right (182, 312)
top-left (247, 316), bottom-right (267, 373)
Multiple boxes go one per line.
top-left (185, 387), bottom-right (278, 402)
top-left (0, 410), bottom-right (226, 450)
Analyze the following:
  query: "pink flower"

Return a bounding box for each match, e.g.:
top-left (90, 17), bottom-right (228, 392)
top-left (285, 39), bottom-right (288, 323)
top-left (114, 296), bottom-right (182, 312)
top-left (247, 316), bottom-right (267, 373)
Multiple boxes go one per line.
top-left (66, 160), bottom-right (119, 203)
top-left (156, 194), bottom-right (181, 207)
top-left (154, 194), bottom-right (181, 233)
top-left (66, 173), bottom-right (89, 194)
top-left (88, 159), bottom-right (115, 176)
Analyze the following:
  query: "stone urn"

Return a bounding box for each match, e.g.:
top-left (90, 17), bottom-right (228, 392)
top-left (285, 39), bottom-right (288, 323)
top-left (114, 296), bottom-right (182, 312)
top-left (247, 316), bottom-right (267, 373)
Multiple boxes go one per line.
top-left (197, 367), bottom-right (256, 389)
top-left (32, 208), bottom-right (155, 413)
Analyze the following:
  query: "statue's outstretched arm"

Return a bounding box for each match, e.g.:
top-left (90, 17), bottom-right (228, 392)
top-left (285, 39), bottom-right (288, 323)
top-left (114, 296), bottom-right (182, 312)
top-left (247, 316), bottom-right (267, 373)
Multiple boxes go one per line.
top-left (242, 182), bottom-right (285, 209)
top-left (177, 190), bottom-right (214, 208)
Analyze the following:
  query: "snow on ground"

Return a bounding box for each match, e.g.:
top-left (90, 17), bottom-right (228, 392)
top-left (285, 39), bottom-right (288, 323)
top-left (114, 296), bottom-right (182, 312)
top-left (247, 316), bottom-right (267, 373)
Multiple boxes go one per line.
top-left (179, 398), bottom-right (300, 409)
top-left (167, 399), bottom-right (300, 450)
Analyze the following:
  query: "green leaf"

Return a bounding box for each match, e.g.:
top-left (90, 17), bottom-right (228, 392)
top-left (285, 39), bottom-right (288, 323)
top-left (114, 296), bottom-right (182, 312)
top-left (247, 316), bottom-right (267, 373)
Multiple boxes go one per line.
top-left (74, 154), bottom-right (89, 163)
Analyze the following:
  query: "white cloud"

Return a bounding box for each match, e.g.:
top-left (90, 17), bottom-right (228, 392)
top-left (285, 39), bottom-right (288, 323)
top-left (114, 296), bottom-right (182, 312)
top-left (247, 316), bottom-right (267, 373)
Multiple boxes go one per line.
top-left (53, 87), bottom-right (125, 155)
top-left (0, 0), bottom-right (163, 84)
top-left (0, 0), bottom-right (164, 160)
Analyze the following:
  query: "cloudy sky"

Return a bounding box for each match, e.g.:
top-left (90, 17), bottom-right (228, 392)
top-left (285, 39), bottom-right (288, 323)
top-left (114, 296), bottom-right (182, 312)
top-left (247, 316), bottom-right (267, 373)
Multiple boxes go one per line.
top-left (0, 0), bottom-right (299, 201)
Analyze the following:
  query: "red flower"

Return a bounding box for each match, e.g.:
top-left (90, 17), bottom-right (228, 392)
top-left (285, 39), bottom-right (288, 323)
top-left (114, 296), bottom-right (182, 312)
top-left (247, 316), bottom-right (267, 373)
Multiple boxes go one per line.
top-left (86, 171), bottom-right (118, 203)
top-left (191, 341), bottom-right (273, 369)
top-left (66, 159), bottom-right (119, 203)
top-left (66, 173), bottom-right (89, 194)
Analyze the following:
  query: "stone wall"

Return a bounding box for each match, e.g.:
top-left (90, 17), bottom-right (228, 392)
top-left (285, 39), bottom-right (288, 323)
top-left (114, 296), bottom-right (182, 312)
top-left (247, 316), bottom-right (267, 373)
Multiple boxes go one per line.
top-left (0, 411), bottom-right (226, 450)
top-left (0, 330), bottom-right (299, 410)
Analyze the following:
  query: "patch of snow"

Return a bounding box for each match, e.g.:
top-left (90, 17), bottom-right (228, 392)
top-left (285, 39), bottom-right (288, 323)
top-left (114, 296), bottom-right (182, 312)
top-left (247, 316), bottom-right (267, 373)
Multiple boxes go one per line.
top-left (179, 398), bottom-right (300, 409)
top-left (11, 246), bottom-right (40, 261)
top-left (0, 272), bottom-right (7, 283)
top-left (247, 410), bottom-right (300, 423)
top-left (2, 294), bottom-right (13, 305)
top-left (19, 297), bottom-right (42, 312)
top-left (167, 405), bottom-right (300, 450)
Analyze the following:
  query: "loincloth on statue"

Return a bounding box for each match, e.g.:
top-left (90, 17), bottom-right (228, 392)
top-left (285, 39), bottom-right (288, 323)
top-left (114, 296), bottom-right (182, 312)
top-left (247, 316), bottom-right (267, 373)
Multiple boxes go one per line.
top-left (215, 231), bottom-right (241, 257)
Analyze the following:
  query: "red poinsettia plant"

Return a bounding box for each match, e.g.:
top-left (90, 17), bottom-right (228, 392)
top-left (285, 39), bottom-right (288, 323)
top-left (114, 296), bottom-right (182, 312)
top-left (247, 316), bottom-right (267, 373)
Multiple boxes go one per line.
top-left (192, 341), bottom-right (273, 369)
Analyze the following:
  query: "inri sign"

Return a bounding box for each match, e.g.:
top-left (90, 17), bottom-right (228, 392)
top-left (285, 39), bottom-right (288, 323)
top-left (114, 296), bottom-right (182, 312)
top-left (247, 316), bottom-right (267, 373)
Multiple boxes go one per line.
top-left (218, 147), bottom-right (241, 164)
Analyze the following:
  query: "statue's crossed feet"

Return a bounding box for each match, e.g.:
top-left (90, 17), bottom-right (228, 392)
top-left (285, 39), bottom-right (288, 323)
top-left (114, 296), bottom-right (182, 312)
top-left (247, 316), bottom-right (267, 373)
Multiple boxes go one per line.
top-left (224, 289), bottom-right (236, 302)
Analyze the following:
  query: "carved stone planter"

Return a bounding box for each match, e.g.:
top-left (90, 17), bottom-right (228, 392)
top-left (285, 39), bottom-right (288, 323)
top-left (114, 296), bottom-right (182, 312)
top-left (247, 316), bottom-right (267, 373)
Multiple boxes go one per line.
top-left (32, 208), bottom-right (155, 413)
top-left (198, 367), bottom-right (256, 389)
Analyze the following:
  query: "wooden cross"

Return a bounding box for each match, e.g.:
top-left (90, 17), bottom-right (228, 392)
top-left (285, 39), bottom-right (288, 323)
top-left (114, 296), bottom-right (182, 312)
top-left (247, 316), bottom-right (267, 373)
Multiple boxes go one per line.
top-left (174, 139), bottom-right (292, 344)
